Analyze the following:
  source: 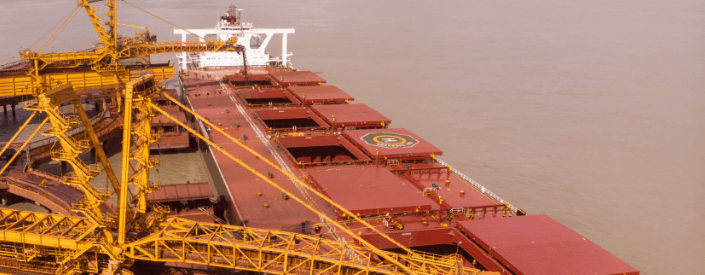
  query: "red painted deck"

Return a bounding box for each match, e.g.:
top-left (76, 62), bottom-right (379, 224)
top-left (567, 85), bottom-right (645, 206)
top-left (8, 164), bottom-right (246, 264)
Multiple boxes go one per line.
top-left (184, 78), bottom-right (334, 230)
top-left (148, 182), bottom-right (214, 202)
top-left (237, 88), bottom-right (296, 100)
top-left (343, 128), bottom-right (443, 159)
top-left (457, 215), bottom-right (640, 275)
top-left (178, 70), bottom-right (639, 275)
top-left (307, 167), bottom-right (433, 218)
top-left (152, 106), bottom-right (187, 126)
top-left (269, 71), bottom-right (326, 86)
top-left (311, 103), bottom-right (391, 129)
top-left (414, 176), bottom-right (497, 208)
top-left (226, 74), bottom-right (270, 83)
top-left (287, 85), bottom-right (353, 105)
top-left (152, 89), bottom-right (179, 103)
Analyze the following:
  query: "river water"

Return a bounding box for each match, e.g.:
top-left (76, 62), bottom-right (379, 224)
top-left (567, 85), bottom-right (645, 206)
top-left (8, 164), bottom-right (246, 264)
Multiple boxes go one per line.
top-left (1, 0), bottom-right (704, 274)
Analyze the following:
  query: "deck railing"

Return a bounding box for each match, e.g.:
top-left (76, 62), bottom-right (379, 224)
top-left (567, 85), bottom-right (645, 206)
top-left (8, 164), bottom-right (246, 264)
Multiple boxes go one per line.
top-left (435, 158), bottom-right (518, 213)
top-left (27, 104), bottom-right (109, 151)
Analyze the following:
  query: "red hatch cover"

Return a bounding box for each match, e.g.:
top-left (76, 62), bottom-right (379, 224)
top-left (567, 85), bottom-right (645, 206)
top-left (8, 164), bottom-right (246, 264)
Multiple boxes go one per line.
top-left (457, 215), bottom-right (639, 275)
top-left (269, 71), bottom-right (326, 86)
top-left (148, 182), bottom-right (214, 203)
top-left (287, 85), bottom-right (353, 104)
top-left (152, 89), bottom-right (178, 102)
top-left (307, 168), bottom-right (433, 217)
top-left (226, 74), bottom-right (270, 82)
top-left (152, 106), bottom-right (187, 126)
top-left (311, 103), bottom-right (391, 128)
top-left (343, 128), bottom-right (442, 159)
top-left (237, 88), bottom-right (291, 99)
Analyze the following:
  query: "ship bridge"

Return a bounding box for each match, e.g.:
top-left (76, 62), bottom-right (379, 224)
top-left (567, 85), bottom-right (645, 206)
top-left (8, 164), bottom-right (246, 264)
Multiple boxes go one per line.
top-left (174, 8), bottom-right (294, 70)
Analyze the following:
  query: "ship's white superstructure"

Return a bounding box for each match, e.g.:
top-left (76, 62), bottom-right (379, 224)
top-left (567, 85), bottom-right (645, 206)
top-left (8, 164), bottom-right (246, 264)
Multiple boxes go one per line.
top-left (174, 5), bottom-right (294, 70)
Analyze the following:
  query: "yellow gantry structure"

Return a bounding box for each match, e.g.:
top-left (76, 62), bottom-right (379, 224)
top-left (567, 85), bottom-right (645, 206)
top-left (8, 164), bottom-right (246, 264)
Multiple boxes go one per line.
top-left (116, 75), bottom-right (168, 245)
top-left (0, 66), bottom-right (174, 97)
top-left (0, 74), bottom-right (484, 274)
top-left (24, 84), bottom-right (117, 245)
top-left (0, 209), bottom-right (486, 275)
top-left (124, 217), bottom-right (481, 275)
top-left (0, 0), bottom-right (492, 274)
top-left (0, 0), bottom-right (240, 97)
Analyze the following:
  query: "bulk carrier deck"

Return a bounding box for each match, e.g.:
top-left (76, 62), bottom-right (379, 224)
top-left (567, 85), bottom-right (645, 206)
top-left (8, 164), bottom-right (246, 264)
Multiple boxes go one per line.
top-left (180, 61), bottom-right (639, 275)
top-left (0, 3), bottom-right (641, 275)
top-left (167, 6), bottom-right (640, 274)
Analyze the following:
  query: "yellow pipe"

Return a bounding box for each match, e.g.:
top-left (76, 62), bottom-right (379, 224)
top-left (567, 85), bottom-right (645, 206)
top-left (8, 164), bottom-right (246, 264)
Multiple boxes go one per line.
top-left (158, 91), bottom-right (415, 255)
top-left (0, 117), bottom-right (49, 176)
top-left (0, 111), bottom-right (36, 160)
top-left (149, 104), bottom-right (414, 274)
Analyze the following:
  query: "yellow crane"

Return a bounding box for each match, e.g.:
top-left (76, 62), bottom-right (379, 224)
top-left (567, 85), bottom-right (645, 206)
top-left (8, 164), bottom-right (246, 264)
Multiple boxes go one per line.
top-left (0, 1), bottom-right (495, 274)
top-left (0, 0), bottom-right (238, 97)
top-left (115, 23), bottom-right (153, 45)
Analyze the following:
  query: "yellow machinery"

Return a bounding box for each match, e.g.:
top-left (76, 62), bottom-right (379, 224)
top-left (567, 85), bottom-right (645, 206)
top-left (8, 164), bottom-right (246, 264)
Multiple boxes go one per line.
top-left (0, 1), bottom-right (494, 274)
top-left (0, 75), bottom-right (486, 275)
top-left (115, 23), bottom-right (153, 45)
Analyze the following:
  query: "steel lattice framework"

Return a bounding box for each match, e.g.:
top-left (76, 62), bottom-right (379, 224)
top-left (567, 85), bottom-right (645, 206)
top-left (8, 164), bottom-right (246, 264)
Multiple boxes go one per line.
top-left (0, 1), bottom-right (498, 274)
top-left (125, 217), bottom-right (478, 275)
top-left (0, 210), bottom-right (486, 275)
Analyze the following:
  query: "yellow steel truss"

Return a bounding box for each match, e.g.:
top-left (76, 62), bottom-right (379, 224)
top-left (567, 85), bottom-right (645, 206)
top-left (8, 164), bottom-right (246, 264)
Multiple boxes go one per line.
top-left (0, 209), bottom-right (96, 250)
top-left (0, 75), bottom-right (484, 275)
top-left (149, 91), bottom-right (473, 275)
top-left (117, 75), bottom-right (166, 245)
top-left (0, 0), bottom-right (497, 273)
top-left (0, 65), bottom-right (174, 97)
top-left (20, 41), bottom-right (239, 72)
top-left (22, 84), bottom-right (122, 254)
top-left (0, 209), bottom-right (488, 275)
top-left (123, 217), bottom-right (484, 275)
top-left (2, 0), bottom-right (239, 98)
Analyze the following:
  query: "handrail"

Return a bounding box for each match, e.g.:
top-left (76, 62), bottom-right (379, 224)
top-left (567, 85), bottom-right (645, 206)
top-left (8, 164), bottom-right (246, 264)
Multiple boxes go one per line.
top-left (27, 102), bottom-right (109, 151)
top-left (435, 158), bottom-right (518, 213)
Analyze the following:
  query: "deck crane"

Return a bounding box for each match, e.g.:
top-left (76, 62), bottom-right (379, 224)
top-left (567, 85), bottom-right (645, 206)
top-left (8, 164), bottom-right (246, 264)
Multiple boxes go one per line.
top-left (0, 1), bottom-right (494, 274)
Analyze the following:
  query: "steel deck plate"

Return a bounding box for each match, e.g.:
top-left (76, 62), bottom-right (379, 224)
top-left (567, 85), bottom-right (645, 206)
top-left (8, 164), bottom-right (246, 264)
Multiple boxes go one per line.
top-left (307, 167), bottom-right (434, 217)
top-left (148, 182), bottom-right (214, 202)
top-left (343, 128), bottom-right (442, 159)
top-left (237, 87), bottom-right (299, 100)
top-left (269, 71), bottom-right (326, 86)
top-left (457, 214), bottom-right (639, 275)
top-left (287, 85), bottom-right (353, 104)
top-left (414, 177), bottom-right (497, 208)
top-left (311, 104), bottom-right (391, 128)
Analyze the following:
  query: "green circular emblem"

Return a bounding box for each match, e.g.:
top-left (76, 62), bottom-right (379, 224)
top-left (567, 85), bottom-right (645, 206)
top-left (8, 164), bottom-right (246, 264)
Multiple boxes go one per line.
top-left (361, 132), bottom-right (418, 148)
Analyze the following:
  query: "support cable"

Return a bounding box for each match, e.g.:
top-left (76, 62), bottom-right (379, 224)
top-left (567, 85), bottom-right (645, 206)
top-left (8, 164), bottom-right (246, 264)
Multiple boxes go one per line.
top-left (38, 6), bottom-right (82, 53)
top-left (149, 104), bottom-right (414, 274)
top-left (0, 117), bottom-right (49, 176)
top-left (158, 91), bottom-right (415, 255)
top-left (0, 111), bottom-right (37, 160)
top-left (120, 0), bottom-right (206, 41)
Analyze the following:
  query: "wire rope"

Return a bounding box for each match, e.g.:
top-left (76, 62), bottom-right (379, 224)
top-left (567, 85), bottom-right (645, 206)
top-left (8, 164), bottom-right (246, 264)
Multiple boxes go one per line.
top-left (120, 0), bottom-right (206, 41)
top-left (38, 6), bottom-right (82, 53)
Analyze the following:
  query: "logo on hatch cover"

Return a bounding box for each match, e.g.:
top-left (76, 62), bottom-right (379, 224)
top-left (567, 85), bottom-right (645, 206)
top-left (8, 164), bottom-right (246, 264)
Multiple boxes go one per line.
top-left (361, 133), bottom-right (418, 148)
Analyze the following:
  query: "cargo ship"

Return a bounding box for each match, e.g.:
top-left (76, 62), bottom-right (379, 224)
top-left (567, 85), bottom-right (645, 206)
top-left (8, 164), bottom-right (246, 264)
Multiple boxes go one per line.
top-left (0, 2), bottom-right (639, 275)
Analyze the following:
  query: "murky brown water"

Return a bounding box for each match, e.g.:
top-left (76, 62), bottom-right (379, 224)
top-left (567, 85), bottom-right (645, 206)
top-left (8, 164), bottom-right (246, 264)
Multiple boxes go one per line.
top-left (1, 0), bottom-right (704, 273)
